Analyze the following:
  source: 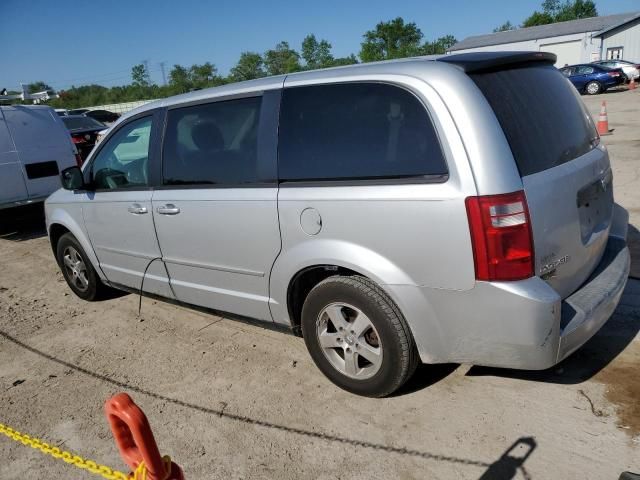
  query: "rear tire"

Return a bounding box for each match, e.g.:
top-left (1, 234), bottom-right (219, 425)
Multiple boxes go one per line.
top-left (585, 81), bottom-right (601, 95)
top-left (301, 275), bottom-right (419, 397)
top-left (56, 233), bottom-right (106, 301)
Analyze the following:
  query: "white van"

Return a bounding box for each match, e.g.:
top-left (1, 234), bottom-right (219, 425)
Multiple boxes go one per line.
top-left (0, 105), bottom-right (78, 209)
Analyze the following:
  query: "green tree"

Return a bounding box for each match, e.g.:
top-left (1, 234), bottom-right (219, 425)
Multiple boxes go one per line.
top-left (189, 62), bottom-right (219, 89)
top-left (332, 54), bottom-right (359, 66)
top-left (522, 0), bottom-right (597, 27)
top-left (555, 0), bottom-right (597, 22)
top-left (264, 41), bottom-right (301, 75)
top-left (359, 17), bottom-right (423, 62)
top-left (229, 52), bottom-right (265, 81)
top-left (301, 34), bottom-right (334, 69)
top-left (131, 64), bottom-right (150, 87)
top-left (27, 81), bottom-right (54, 93)
top-left (168, 64), bottom-right (192, 93)
top-left (493, 21), bottom-right (516, 32)
top-left (420, 35), bottom-right (458, 55)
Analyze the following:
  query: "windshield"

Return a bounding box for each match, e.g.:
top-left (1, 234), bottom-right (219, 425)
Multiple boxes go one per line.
top-left (62, 116), bottom-right (104, 130)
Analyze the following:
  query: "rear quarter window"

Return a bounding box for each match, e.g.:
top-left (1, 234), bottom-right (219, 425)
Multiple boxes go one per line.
top-left (278, 82), bottom-right (447, 182)
top-left (470, 65), bottom-right (598, 177)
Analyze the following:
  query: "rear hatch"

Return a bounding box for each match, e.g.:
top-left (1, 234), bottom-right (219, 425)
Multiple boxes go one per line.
top-left (468, 58), bottom-right (612, 299)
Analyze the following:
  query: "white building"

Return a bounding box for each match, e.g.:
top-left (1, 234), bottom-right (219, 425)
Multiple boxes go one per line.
top-left (449, 12), bottom-right (640, 66)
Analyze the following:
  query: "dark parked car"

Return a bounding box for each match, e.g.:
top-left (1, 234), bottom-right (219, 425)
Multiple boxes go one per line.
top-left (68, 108), bottom-right (90, 115)
top-left (559, 64), bottom-right (625, 95)
top-left (84, 109), bottom-right (120, 123)
top-left (61, 115), bottom-right (106, 162)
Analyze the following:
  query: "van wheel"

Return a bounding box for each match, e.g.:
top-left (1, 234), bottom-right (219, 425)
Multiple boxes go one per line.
top-left (56, 233), bottom-right (105, 301)
top-left (585, 81), bottom-right (601, 95)
top-left (301, 276), bottom-right (418, 397)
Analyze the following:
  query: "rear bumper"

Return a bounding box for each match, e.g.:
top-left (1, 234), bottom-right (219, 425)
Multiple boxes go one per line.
top-left (557, 236), bottom-right (629, 362)
top-left (393, 208), bottom-right (629, 369)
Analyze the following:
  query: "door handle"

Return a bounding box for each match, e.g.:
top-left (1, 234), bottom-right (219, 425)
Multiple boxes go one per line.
top-left (157, 204), bottom-right (180, 215)
top-left (127, 203), bottom-right (148, 215)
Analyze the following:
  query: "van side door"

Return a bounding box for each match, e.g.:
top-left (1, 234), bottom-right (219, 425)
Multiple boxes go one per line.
top-left (82, 110), bottom-right (172, 297)
top-left (0, 107), bottom-right (29, 206)
top-left (152, 91), bottom-right (281, 321)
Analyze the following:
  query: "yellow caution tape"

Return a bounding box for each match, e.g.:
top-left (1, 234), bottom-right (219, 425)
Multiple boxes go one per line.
top-left (0, 421), bottom-right (171, 479)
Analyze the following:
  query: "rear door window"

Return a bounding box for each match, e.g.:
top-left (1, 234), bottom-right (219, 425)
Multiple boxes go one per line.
top-left (162, 96), bottom-right (263, 186)
top-left (471, 65), bottom-right (598, 177)
top-left (278, 83), bottom-right (447, 182)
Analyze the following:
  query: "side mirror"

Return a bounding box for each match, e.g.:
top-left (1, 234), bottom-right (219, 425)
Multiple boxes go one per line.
top-left (60, 166), bottom-right (86, 190)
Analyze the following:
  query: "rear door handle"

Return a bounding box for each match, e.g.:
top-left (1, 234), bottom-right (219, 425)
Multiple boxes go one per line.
top-left (157, 204), bottom-right (180, 215)
top-left (127, 203), bottom-right (148, 215)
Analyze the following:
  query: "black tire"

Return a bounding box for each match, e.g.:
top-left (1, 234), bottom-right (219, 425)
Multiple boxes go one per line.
top-left (301, 275), bottom-right (419, 397)
top-left (585, 81), bottom-right (602, 95)
top-left (56, 232), bottom-right (105, 301)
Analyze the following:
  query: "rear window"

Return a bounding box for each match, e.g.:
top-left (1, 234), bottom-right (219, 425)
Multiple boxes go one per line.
top-left (278, 83), bottom-right (447, 182)
top-left (470, 65), bottom-right (598, 177)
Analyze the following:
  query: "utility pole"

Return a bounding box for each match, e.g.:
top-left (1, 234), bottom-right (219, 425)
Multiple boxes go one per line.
top-left (142, 59), bottom-right (151, 84)
top-left (159, 62), bottom-right (167, 86)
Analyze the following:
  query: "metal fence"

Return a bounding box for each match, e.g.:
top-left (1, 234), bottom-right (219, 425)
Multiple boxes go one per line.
top-left (83, 100), bottom-right (156, 114)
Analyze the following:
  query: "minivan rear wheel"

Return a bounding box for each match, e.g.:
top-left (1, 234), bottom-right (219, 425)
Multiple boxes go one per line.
top-left (56, 233), bottom-right (106, 301)
top-left (301, 275), bottom-right (418, 397)
top-left (585, 81), bottom-right (601, 95)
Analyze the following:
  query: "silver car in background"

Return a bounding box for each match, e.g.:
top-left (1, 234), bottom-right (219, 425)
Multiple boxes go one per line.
top-left (46, 52), bottom-right (630, 397)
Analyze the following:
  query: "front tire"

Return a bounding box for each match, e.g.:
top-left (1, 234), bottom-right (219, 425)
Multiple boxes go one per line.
top-left (56, 233), bottom-right (105, 301)
top-left (585, 81), bottom-right (601, 95)
top-left (301, 276), bottom-right (418, 397)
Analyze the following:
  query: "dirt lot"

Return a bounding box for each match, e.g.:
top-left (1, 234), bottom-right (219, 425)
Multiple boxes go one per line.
top-left (1, 88), bottom-right (639, 480)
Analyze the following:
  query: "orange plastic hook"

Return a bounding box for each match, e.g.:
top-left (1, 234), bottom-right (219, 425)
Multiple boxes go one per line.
top-left (105, 393), bottom-right (184, 480)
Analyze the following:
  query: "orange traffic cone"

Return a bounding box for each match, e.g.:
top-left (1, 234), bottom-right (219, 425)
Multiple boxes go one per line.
top-left (105, 393), bottom-right (185, 480)
top-left (629, 77), bottom-right (637, 90)
top-left (597, 101), bottom-right (611, 136)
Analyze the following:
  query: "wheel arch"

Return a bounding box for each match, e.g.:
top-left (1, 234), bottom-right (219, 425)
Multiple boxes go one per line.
top-left (47, 207), bottom-right (106, 281)
top-left (271, 239), bottom-right (416, 330)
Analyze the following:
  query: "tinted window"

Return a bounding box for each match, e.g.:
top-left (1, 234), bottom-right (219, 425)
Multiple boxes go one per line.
top-left (91, 117), bottom-right (151, 189)
top-left (278, 83), bottom-right (447, 181)
top-left (163, 97), bottom-right (263, 185)
top-left (576, 66), bottom-right (594, 74)
top-left (62, 116), bottom-right (104, 130)
top-left (471, 66), bottom-right (598, 177)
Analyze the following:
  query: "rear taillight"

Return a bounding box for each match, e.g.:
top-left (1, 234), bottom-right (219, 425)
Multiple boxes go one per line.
top-left (608, 71), bottom-right (621, 77)
top-left (465, 191), bottom-right (534, 282)
top-left (71, 135), bottom-right (86, 144)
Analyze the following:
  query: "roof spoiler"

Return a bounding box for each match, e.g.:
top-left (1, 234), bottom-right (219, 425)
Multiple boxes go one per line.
top-left (437, 51), bottom-right (557, 73)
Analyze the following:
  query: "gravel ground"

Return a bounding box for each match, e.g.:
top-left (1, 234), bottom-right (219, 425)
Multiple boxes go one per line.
top-left (0, 88), bottom-right (639, 480)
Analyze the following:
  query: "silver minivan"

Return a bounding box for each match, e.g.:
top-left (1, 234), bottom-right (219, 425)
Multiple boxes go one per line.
top-left (46, 52), bottom-right (630, 397)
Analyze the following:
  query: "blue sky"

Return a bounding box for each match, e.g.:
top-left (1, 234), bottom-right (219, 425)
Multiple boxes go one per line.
top-left (2, 0), bottom-right (638, 90)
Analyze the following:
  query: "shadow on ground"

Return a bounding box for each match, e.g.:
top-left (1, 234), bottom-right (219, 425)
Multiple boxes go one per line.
top-left (467, 279), bottom-right (640, 386)
top-left (0, 329), bottom-right (536, 478)
top-left (627, 224), bottom-right (640, 279)
top-left (0, 204), bottom-right (47, 241)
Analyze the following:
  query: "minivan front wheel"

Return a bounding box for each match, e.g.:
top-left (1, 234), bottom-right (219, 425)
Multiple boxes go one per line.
top-left (585, 81), bottom-right (601, 95)
top-left (301, 276), bottom-right (418, 397)
top-left (56, 233), bottom-right (105, 301)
